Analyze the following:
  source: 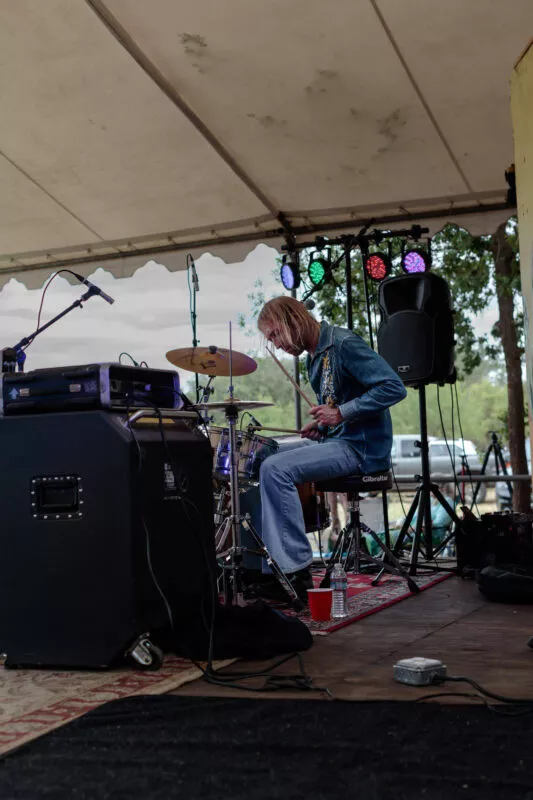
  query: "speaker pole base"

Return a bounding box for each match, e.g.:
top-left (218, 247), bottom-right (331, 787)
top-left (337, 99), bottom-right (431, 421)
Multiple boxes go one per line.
top-left (393, 385), bottom-right (467, 576)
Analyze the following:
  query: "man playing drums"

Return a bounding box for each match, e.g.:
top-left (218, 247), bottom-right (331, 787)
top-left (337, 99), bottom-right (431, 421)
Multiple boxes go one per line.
top-left (251, 296), bottom-right (407, 604)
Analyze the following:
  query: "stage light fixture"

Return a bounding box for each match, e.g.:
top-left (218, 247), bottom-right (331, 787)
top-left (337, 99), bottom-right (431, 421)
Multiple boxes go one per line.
top-left (280, 254), bottom-right (300, 290)
top-left (308, 251), bottom-right (329, 287)
top-left (364, 252), bottom-right (391, 282)
top-left (402, 249), bottom-right (429, 274)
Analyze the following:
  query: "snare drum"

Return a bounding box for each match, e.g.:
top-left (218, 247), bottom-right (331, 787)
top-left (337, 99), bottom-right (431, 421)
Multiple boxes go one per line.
top-left (238, 432), bottom-right (278, 482)
top-left (297, 482), bottom-right (330, 533)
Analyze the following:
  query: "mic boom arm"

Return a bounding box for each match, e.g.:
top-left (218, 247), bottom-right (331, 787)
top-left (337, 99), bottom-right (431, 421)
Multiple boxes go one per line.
top-left (10, 276), bottom-right (115, 371)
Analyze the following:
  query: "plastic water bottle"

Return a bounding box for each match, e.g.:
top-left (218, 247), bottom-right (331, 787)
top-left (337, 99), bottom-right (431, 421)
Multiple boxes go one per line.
top-left (331, 563), bottom-right (348, 619)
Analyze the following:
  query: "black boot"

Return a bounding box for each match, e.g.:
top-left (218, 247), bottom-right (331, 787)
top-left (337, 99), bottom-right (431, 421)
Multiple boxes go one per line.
top-left (245, 567), bottom-right (313, 606)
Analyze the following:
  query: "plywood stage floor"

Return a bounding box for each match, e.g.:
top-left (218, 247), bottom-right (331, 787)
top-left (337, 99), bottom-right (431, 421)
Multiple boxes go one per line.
top-left (172, 576), bottom-right (533, 703)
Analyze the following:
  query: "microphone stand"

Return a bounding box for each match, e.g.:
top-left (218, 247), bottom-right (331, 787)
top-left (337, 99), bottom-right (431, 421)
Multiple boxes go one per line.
top-left (190, 274), bottom-right (200, 404)
top-left (8, 285), bottom-right (103, 373)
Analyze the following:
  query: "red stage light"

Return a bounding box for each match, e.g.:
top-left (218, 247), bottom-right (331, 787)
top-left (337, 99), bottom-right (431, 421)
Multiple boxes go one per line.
top-left (364, 253), bottom-right (390, 282)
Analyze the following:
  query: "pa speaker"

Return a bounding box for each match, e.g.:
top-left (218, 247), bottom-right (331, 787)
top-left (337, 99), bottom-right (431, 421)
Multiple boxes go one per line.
top-left (0, 410), bottom-right (216, 668)
top-left (377, 272), bottom-right (455, 386)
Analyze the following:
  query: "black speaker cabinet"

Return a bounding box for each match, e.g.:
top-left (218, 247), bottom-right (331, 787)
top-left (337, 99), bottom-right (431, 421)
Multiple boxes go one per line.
top-left (377, 273), bottom-right (455, 386)
top-left (456, 512), bottom-right (533, 576)
top-left (0, 410), bottom-right (216, 668)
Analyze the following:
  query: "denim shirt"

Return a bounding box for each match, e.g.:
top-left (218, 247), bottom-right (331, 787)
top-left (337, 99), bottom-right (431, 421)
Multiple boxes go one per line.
top-left (306, 322), bottom-right (407, 473)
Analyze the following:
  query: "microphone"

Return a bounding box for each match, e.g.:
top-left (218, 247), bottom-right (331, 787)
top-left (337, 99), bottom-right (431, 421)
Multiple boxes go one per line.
top-left (301, 285), bottom-right (319, 308)
top-left (248, 414), bottom-right (262, 429)
top-left (72, 273), bottom-right (115, 305)
top-left (190, 259), bottom-right (200, 292)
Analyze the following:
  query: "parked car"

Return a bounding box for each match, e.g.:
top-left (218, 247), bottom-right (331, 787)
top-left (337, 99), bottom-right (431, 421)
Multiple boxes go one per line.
top-left (495, 439), bottom-right (531, 511)
top-left (391, 434), bottom-right (487, 503)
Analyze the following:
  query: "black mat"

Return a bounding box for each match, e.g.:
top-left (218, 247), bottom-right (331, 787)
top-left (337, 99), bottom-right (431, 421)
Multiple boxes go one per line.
top-left (1, 695), bottom-right (533, 799)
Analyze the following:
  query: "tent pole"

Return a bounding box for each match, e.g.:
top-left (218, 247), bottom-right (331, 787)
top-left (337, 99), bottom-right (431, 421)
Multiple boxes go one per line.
top-left (344, 238), bottom-right (354, 331)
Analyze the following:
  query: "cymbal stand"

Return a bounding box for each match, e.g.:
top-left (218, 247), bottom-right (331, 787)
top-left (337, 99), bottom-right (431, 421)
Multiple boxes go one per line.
top-left (214, 322), bottom-right (302, 610)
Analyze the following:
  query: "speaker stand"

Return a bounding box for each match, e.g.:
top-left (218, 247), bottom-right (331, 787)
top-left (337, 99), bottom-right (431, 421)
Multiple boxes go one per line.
top-left (393, 385), bottom-right (466, 575)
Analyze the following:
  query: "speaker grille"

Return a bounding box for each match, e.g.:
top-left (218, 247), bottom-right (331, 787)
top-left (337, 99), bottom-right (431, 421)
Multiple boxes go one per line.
top-left (378, 312), bottom-right (435, 383)
top-left (377, 273), bottom-right (455, 386)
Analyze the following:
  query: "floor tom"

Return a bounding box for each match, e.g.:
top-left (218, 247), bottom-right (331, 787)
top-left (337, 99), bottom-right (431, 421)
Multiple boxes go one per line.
top-left (297, 482), bottom-right (330, 533)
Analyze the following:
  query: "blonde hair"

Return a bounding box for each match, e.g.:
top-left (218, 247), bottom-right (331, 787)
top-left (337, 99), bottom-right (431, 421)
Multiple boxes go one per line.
top-left (257, 296), bottom-right (318, 350)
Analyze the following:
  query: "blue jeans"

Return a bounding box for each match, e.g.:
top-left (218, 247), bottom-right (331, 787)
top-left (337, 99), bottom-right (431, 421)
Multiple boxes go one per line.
top-left (259, 438), bottom-right (360, 573)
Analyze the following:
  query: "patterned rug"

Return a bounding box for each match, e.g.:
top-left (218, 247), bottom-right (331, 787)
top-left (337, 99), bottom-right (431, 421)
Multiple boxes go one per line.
top-left (0, 574), bottom-right (449, 755)
top-left (0, 656), bottom-right (232, 756)
top-left (299, 570), bottom-right (452, 634)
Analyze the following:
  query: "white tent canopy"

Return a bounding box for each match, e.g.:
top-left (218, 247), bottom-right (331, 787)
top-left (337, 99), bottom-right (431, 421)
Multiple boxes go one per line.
top-left (0, 0), bottom-right (531, 288)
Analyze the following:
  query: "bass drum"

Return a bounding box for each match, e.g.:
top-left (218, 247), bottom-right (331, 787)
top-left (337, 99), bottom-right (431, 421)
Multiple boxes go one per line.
top-left (297, 482), bottom-right (330, 533)
top-left (272, 434), bottom-right (331, 533)
top-left (213, 479), bottom-right (330, 534)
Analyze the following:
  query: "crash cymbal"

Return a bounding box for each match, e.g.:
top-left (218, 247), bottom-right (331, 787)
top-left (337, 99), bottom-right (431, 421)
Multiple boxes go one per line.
top-left (194, 400), bottom-right (274, 411)
top-left (165, 346), bottom-right (257, 377)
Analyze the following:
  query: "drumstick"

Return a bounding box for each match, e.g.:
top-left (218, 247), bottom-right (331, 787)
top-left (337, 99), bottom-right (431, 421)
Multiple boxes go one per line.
top-left (266, 346), bottom-right (314, 408)
top-left (249, 425), bottom-right (301, 434)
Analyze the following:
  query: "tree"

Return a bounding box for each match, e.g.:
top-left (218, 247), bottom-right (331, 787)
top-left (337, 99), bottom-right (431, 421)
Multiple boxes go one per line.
top-left (236, 223), bottom-right (531, 511)
top-left (390, 381), bottom-right (509, 450)
top-left (434, 222), bottom-right (529, 511)
top-left (490, 222), bottom-right (530, 511)
top-left (313, 222), bottom-right (530, 511)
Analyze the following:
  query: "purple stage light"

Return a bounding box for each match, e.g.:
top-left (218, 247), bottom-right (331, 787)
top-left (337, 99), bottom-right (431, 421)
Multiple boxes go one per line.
top-left (403, 250), bottom-right (428, 274)
top-left (280, 254), bottom-right (300, 290)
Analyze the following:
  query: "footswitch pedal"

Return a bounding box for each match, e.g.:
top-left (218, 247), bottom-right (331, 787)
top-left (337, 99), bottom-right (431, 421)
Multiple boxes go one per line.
top-left (393, 657), bottom-right (447, 686)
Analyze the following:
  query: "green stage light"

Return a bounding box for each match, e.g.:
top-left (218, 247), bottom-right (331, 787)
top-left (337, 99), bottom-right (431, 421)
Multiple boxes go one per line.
top-left (308, 251), bottom-right (329, 287)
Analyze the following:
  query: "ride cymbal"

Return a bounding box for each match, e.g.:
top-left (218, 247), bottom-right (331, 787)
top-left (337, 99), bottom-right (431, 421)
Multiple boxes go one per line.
top-left (165, 346), bottom-right (257, 376)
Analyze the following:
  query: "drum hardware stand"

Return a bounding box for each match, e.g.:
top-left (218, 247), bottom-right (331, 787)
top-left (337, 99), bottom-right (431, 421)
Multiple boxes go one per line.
top-left (214, 323), bottom-right (304, 610)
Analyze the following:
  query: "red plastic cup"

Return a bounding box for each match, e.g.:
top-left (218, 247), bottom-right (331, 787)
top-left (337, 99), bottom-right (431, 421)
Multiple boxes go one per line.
top-left (307, 588), bottom-right (333, 622)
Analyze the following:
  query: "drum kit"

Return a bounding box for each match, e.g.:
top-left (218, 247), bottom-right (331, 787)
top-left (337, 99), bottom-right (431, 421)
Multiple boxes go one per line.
top-left (166, 332), bottom-right (329, 610)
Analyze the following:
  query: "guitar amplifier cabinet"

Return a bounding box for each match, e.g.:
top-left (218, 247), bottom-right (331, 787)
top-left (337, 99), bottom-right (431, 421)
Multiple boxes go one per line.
top-left (0, 363), bottom-right (182, 416)
top-left (0, 409), bottom-right (216, 668)
top-left (456, 511), bottom-right (533, 575)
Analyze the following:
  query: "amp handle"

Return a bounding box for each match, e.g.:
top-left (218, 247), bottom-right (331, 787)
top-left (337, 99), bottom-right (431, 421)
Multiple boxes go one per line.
top-left (126, 408), bottom-right (199, 426)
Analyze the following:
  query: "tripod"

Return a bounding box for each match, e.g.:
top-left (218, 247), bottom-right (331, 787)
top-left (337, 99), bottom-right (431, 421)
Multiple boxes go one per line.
top-left (393, 385), bottom-right (466, 575)
top-left (473, 431), bottom-right (513, 506)
top-left (212, 325), bottom-right (303, 610)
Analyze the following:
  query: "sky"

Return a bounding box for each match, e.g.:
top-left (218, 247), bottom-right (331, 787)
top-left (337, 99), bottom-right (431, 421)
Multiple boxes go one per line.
top-left (0, 244), bottom-right (282, 389)
top-left (0, 243), bottom-right (498, 390)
